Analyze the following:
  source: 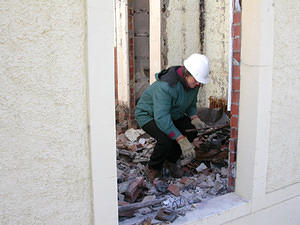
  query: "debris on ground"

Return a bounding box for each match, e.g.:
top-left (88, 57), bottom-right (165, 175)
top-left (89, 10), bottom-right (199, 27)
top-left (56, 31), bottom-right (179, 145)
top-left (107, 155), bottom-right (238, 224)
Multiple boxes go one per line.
top-left (117, 108), bottom-right (230, 225)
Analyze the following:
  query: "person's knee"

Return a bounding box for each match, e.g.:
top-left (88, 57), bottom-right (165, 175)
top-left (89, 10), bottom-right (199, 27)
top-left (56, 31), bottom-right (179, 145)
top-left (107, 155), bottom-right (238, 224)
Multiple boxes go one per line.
top-left (157, 137), bottom-right (173, 149)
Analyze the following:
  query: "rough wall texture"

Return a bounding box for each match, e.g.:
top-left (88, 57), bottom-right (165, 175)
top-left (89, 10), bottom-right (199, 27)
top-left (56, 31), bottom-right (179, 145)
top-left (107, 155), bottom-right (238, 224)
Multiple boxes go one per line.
top-left (163, 0), bottom-right (230, 107)
top-left (266, 0), bottom-right (300, 192)
top-left (163, 0), bottom-right (200, 68)
top-left (202, 0), bottom-right (230, 107)
top-left (0, 1), bottom-right (92, 224)
top-left (116, 0), bottom-right (130, 106)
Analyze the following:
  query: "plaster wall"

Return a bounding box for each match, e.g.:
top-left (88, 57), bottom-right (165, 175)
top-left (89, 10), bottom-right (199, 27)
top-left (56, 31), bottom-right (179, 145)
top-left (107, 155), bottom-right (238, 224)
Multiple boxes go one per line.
top-left (226, 195), bottom-right (300, 225)
top-left (115, 0), bottom-right (130, 106)
top-left (0, 1), bottom-right (92, 224)
top-left (202, 0), bottom-right (230, 106)
top-left (266, 0), bottom-right (300, 192)
top-left (164, 0), bottom-right (200, 67)
top-left (164, 0), bottom-right (230, 107)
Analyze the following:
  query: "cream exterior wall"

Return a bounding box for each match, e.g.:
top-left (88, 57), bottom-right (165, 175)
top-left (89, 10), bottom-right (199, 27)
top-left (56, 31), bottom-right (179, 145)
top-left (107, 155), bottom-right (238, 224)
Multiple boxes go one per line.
top-left (226, 195), bottom-right (300, 225)
top-left (2, 0), bottom-right (300, 225)
top-left (0, 1), bottom-right (92, 225)
top-left (266, 0), bottom-right (300, 192)
top-left (86, 0), bottom-right (118, 225)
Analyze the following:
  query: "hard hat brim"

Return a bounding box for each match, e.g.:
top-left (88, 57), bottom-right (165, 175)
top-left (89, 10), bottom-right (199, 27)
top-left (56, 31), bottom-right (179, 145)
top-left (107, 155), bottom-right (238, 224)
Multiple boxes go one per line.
top-left (194, 76), bottom-right (210, 84)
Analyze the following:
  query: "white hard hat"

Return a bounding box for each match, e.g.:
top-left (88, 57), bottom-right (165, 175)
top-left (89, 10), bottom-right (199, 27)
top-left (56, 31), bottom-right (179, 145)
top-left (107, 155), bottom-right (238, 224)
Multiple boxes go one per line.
top-left (184, 53), bottom-right (210, 84)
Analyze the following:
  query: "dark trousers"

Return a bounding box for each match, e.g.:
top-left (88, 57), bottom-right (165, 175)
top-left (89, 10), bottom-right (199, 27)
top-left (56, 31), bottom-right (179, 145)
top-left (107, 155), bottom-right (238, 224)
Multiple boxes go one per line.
top-left (142, 116), bottom-right (197, 170)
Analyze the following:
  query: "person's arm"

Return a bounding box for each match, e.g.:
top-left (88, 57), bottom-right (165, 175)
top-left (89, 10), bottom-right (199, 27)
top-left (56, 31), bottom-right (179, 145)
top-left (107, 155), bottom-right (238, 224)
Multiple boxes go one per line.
top-left (186, 88), bottom-right (206, 129)
top-left (153, 83), bottom-right (181, 140)
top-left (185, 88), bottom-right (198, 118)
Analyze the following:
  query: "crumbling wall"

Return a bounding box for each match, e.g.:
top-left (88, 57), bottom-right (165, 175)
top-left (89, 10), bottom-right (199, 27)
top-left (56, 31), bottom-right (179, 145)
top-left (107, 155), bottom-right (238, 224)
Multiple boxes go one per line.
top-left (162, 0), bottom-right (230, 107)
top-left (0, 1), bottom-right (92, 224)
top-left (266, 0), bottom-right (300, 192)
top-left (116, 0), bottom-right (130, 106)
top-left (133, 0), bottom-right (150, 103)
top-left (162, 0), bottom-right (200, 68)
top-left (201, 0), bottom-right (230, 107)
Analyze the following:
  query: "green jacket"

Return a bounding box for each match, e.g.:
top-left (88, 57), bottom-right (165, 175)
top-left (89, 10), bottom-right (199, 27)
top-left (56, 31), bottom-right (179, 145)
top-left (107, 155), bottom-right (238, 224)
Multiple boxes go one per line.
top-left (134, 66), bottom-right (199, 140)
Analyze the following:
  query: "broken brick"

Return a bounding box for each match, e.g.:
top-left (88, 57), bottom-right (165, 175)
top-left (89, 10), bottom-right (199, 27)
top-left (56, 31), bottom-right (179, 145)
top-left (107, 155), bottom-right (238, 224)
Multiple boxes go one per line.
top-left (180, 177), bottom-right (194, 188)
top-left (125, 177), bottom-right (145, 203)
top-left (167, 184), bottom-right (180, 196)
top-left (155, 208), bottom-right (177, 222)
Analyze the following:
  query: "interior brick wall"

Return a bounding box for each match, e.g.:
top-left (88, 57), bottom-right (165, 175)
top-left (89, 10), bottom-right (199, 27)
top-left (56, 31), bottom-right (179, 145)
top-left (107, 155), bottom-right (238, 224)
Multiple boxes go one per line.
top-left (128, 0), bottom-right (136, 128)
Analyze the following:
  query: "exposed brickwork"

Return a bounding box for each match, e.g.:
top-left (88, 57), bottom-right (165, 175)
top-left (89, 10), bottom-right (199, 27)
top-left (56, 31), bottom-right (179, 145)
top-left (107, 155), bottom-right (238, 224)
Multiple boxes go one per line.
top-left (128, 0), bottom-right (136, 128)
top-left (232, 65), bottom-right (240, 78)
top-left (231, 91), bottom-right (240, 104)
top-left (231, 104), bottom-right (239, 117)
top-left (228, 0), bottom-right (242, 192)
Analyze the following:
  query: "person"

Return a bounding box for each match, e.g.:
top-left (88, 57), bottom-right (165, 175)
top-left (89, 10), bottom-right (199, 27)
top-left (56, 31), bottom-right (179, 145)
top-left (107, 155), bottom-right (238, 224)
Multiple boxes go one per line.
top-left (134, 53), bottom-right (210, 182)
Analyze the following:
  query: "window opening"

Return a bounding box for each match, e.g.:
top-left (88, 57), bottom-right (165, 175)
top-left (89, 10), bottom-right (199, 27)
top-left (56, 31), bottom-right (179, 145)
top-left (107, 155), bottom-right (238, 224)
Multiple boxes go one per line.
top-left (114, 0), bottom-right (241, 224)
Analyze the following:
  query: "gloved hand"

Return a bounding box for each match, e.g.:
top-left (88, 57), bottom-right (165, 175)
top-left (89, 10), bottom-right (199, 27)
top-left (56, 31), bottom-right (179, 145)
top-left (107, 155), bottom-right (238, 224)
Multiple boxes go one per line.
top-left (177, 136), bottom-right (195, 160)
top-left (191, 116), bottom-right (206, 129)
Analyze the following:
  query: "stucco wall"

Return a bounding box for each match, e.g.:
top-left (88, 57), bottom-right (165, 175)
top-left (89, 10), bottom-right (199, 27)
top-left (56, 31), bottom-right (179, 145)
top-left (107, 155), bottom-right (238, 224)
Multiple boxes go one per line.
top-left (164, 0), bottom-right (230, 107)
top-left (266, 0), bottom-right (300, 192)
top-left (202, 0), bottom-right (230, 106)
top-left (116, 0), bottom-right (130, 105)
top-left (0, 1), bottom-right (92, 224)
top-left (164, 0), bottom-right (201, 67)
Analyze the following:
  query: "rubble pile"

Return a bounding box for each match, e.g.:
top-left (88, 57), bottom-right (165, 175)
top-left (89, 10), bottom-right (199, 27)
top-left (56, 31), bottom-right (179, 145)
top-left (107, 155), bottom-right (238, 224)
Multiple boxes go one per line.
top-left (117, 109), bottom-right (231, 225)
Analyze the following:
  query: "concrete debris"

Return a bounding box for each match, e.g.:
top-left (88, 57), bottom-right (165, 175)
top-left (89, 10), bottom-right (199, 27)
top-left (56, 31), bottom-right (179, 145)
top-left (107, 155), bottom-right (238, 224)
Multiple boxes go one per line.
top-left (117, 115), bottom-right (230, 224)
top-left (125, 128), bottom-right (145, 142)
top-left (155, 208), bottom-right (177, 223)
top-left (196, 162), bottom-right (208, 172)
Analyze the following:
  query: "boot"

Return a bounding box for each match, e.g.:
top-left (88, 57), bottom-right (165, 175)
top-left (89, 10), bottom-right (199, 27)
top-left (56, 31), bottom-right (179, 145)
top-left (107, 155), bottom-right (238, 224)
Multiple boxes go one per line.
top-left (145, 164), bottom-right (161, 182)
top-left (164, 161), bottom-right (184, 178)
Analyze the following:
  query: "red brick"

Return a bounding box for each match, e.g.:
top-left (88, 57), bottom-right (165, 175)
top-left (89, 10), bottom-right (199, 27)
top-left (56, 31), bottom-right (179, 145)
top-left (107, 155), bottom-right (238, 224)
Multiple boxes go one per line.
top-left (229, 152), bottom-right (236, 163)
top-left (233, 12), bottom-right (241, 24)
top-left (129, 67), bottom-right (134, 75)
top-left (125, 177), bottom-right (144, 203)
top-left (128, 9), bottom-right (133, 15)
top-left (179, 177), bottom-right (194, 187)
top-left (232, 78), bottom-right (240, 91)
top-left (179, 177), bottom-right (189, 184)
top-left (168, 184), bottom-right (180, 196)
top-left (129, 57), bottom-right (134, 67)
top-left (229, 140), bottom-right (235, 152)
top-left (231, 104), bottom-right (239, 116)
top-left (233, 38), bottom-right (241, 51)
top-left (118, 201), bottom-right (129, 206)
top-left (232, 24), bottom-right (241, 37)
top-left (232, 65), bottom-right (240, 78)
top-left (230, 128), bottom-right (238, 139)
top-left (128, 22), bottom-right (133, 30)
top-left (230, 116), bottom-right (239, 128)
top-left (231, 91), bottom-right (240, 103)
top-left (129, 45), bottom-right (133, 52)
top-left (233, 52), bottom-right (240, 62)
top-left (228, 176), bottom-right (235, 192)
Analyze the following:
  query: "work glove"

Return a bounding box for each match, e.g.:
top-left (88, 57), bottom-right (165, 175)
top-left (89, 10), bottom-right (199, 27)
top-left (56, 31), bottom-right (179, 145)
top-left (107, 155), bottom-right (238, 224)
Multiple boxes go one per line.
top-left (177, 136), bottom-right (195, 165)
top-left (191, 116), bottom-right (206, 129)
